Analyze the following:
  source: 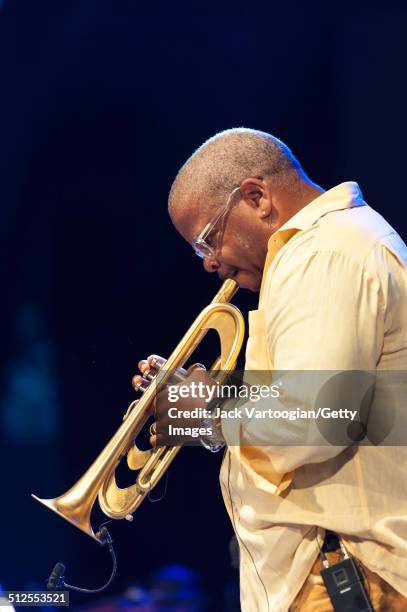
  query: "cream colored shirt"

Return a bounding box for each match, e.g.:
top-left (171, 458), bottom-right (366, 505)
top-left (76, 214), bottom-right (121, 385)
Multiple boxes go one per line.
top-left (220, 182), bottom-right (407, 612)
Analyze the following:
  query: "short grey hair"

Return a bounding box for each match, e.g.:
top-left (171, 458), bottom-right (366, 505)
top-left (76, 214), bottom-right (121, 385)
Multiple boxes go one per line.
top-left (168, 128), bottom-right (305, 216)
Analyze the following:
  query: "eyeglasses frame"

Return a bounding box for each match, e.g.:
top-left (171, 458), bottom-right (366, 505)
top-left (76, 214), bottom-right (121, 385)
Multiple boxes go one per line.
top-left (192, 186), bottom-right (241, 260)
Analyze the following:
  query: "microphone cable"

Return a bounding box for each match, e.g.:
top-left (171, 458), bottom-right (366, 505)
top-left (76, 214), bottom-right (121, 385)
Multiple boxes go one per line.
top-left (46, 523), bottom-right (117, 594)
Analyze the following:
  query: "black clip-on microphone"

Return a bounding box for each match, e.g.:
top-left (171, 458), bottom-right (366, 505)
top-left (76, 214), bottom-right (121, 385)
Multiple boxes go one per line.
top-left (46, 525), bottom-right (117, 594)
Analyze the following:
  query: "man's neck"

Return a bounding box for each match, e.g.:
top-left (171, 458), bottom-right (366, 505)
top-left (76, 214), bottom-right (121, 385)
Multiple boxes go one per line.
top-left (275, 180), bottom-right (324, 228)
top-left (293, 180), bottom-right (325, 213)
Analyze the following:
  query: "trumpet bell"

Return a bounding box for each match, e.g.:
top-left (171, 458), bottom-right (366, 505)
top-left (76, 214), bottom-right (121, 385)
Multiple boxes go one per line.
top-left (31, 492), bottom-right (100, 543)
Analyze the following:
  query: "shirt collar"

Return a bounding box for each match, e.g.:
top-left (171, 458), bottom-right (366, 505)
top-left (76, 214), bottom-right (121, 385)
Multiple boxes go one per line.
top-left (275, 181), bottom-right (365, 234)
top-left (259, 182), bottom-right (365, 301)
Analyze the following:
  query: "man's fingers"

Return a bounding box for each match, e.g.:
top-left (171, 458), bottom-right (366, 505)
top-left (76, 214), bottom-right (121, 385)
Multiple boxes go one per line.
top-left (132, 374), bottom-right (141, 389)
top-left (138, 359), bottom-right (149, 374)
top-left (187, 362), bottom-right (206, 374)
top-left (134, 355), bottom-right (166, 385)
top-left (149, 434), bottom-right (165, 447)
top-left (147, 354), bottom-right (167, 369)
top-left (132, 374), bottom-right (148, 391)
top-left (149, 435), bottom-right (157, 447)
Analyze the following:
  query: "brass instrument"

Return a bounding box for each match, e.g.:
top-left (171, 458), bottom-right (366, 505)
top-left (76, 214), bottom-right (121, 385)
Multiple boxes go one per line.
top-left (32, 279), bottom-right (244, 542)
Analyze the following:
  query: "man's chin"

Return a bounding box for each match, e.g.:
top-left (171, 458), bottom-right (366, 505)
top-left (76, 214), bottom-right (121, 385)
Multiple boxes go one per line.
top-left (235, 272), bottom-right (261, 292)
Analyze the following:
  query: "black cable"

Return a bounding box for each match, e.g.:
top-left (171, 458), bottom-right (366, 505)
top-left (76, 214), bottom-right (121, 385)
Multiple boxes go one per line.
top-left (148, 470), bottom-right (169, 502)
top-left (47, 525), bottom-right (117, 594)
top-left (316, 533), bottom-right (329, 567)
top-left (226, 450), bottom-right (270, 612)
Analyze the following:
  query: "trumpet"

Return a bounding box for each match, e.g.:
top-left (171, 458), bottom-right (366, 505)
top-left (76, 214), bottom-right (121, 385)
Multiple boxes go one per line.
top-left (32, 279), bottom-right (244, 542)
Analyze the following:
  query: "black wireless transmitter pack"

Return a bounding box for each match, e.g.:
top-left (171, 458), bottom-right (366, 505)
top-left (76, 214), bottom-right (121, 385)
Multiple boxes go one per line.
top-left (321, 556), bottom-right (374, 612)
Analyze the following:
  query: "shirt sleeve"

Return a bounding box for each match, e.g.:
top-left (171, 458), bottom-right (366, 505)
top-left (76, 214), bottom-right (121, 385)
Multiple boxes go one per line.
top-left (221, 246), bottom-right (385, 489)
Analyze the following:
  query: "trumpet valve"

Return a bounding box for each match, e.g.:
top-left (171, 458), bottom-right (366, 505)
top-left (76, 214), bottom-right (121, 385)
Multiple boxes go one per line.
top-left (144, 369), bottom-right (156, 381)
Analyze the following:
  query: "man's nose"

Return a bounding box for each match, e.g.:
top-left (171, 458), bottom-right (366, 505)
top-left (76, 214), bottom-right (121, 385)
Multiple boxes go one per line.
top-left (203, 256), bottom-right (220, 273)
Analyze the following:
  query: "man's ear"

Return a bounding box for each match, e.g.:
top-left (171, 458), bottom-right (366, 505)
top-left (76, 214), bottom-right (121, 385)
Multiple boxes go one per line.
top-left (239, 178), bottom-right (272, 218)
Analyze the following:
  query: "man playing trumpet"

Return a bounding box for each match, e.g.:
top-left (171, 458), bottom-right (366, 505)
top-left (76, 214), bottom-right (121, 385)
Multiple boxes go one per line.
top-left (133, 129), bottom-right (407, 611)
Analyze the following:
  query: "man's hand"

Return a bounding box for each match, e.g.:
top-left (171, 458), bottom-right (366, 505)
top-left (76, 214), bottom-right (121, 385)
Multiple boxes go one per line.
top-left (132, 355), bottom-right (217, 447)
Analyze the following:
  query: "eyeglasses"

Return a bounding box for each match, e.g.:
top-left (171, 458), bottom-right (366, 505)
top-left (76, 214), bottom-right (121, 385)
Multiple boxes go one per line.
top-left (192, 187), bottom-right (240, 259)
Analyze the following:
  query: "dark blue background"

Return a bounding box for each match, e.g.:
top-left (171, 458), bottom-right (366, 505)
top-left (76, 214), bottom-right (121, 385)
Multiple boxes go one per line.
top-left (1, 1), bottom-right (406, 609)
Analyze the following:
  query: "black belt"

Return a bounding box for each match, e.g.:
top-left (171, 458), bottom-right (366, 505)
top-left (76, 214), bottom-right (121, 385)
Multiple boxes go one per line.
top-left (321, 530), bottom-right (341, 553)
